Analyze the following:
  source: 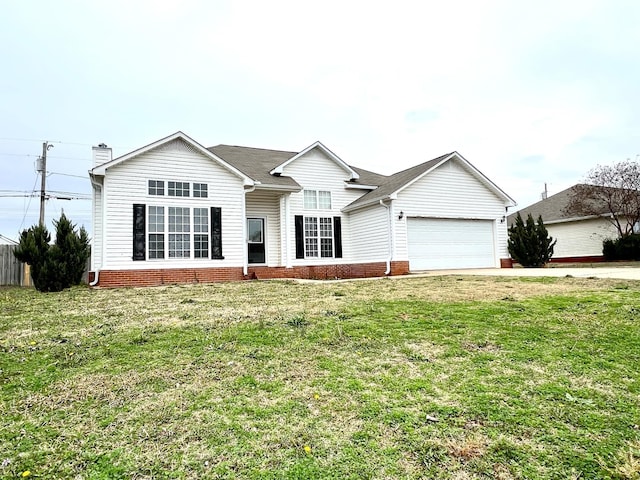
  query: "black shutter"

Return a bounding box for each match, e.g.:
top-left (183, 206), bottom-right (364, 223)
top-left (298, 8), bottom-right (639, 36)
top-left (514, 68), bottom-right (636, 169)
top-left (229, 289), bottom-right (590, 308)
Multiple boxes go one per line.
top-left (295, 215), bottom-right (304, 259)
top-left (211, 207), bottom-right (224, 259)
top-left (133, 204), bottom-right (146, 261)
top-left (333, 216), bottom-right (342, 258)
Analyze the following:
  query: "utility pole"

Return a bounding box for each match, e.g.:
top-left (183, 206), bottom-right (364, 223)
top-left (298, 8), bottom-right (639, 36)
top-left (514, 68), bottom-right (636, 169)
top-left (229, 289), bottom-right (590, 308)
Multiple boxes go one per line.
top-left (38, 141), bottom-right (53, 226)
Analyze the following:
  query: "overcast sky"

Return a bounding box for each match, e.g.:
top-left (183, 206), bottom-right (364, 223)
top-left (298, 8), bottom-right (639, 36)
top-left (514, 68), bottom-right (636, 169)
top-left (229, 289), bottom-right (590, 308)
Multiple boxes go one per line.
top-left (1, 0), bottom-right (639, 242)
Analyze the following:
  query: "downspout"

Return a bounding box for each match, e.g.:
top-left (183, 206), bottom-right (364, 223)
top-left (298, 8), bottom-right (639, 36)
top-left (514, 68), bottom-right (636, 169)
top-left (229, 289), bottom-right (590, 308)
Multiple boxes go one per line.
top-left (284, 193), bottom-right (292, 268)
top-left (243, 185), bottom-right (257, 276)
top-left (89, 176), bottom-right (102, 286)
top-left (379, 199), bottom-right (392, 275)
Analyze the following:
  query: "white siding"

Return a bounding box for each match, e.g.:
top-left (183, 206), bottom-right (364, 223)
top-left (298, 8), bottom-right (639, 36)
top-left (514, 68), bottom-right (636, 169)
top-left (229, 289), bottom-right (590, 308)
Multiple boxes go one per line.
top-left (547, 218), bottom-right (618, 258)
top-left (282, 148), bottom-right (363, 264)
top-left (246, 191), bottom-right (281, 266)
top-left (91, 181), bottom-right (103, 271)
top-left (394, 159), bottom-right (509, 265)
top-left (102, 139), bottom-right (245, 269)
top-left (348, 204), bottom-right (390, 263)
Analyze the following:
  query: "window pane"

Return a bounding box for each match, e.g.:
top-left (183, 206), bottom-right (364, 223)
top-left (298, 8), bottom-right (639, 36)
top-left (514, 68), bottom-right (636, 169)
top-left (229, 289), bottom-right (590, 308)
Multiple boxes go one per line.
top-left (148, 206), bottom-right (164, 233)
top-left (304, 190), bottom-right (317, 209)
top-left (319, 217), bottom-right (332, 237)
top-left (169, 207), bottom-right (190, 233)
top-left (148, 180), bottom-right (164, 196)
top-left (168, 181), bottom-right (190, 197)
top-left (169, 234), bottom-right (190, 258)
top-left (304, 217), bottom-right (317, 238)
top-left (193, 183), bottom-right (208, 198)
top-left (149, 234), bottom-right (165, 259)
top-left (320, 238), bottom-right (333, 258)
top-left (194, 234), bottom-right (209, 258)
top-left (247, 219), bottom-right (263, 243)
top-left (318, 191), bottom-right (332, 209)
top-left (193, 208), bottom-right (208, 233)
top-left (305, 238), bottom-right (318, 257)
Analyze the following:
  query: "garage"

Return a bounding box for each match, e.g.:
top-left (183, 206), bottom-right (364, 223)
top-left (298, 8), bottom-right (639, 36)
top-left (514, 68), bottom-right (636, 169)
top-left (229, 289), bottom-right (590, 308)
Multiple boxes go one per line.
top-left (407, 218), bottom-right (496, 270)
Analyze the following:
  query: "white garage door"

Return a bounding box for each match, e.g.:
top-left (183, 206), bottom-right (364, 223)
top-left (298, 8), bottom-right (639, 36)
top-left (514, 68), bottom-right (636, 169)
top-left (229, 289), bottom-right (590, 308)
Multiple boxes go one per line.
top-left (408, 218), bottom-right (495, 270)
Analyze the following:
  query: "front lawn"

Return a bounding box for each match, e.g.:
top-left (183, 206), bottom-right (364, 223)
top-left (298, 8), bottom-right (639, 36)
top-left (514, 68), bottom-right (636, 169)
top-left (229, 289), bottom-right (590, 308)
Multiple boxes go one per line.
top-left (1, 276), bottom-right (639, 479)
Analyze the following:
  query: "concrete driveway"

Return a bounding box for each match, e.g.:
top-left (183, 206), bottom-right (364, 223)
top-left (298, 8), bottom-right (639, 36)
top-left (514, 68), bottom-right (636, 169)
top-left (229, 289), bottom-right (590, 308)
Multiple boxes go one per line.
top-left (416, 267), bottom-right (640, 280)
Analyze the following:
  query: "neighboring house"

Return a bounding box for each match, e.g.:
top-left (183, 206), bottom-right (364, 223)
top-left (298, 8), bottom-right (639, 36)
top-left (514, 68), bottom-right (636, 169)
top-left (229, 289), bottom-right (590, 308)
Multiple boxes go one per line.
top-left (89, 131), bottom-right (516, 287)
top-left (507, 184), bottom-right (621, 262)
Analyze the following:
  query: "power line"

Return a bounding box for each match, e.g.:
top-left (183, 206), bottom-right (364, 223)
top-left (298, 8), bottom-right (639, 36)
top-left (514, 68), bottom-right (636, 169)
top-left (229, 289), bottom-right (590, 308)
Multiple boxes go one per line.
top-left (18, 174), bottom-right (39, 232)
top-left (49, 171), bottom-right (88, 179)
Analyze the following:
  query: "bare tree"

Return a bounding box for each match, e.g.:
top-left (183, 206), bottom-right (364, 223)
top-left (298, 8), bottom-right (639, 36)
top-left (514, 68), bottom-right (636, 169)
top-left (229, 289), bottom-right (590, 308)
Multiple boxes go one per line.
top-left (564, 159), bottom-right (640, 238)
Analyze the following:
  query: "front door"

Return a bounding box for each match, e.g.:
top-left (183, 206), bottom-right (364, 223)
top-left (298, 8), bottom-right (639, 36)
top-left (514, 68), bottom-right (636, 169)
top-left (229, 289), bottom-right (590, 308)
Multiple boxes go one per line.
top-left (247, 218), bottom-right (266, 264)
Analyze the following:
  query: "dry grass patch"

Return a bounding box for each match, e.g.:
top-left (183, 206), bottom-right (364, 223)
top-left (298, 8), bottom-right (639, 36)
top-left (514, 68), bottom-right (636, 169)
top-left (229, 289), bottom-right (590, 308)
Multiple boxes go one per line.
top-left (1, 275), bottom-right (639, 478)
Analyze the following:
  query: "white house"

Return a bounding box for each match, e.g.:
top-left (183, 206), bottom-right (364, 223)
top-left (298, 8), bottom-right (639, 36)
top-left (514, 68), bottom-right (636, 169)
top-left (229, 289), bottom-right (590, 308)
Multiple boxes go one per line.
top-left (89, 131), bottom-right (516, 287)
top-left (507, 185), bottom-right (622, 262)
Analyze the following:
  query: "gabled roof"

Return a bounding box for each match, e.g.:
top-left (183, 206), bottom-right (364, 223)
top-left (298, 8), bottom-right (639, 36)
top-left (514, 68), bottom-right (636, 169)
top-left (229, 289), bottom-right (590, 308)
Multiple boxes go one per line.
top-left (208, 145), bottom-right (301, 190)
top-left (508, 184), bottom-right (611, 225)
top-left (91, 131), bottom-right (253, 185)
top-left (343, 151), bottom-right (516, 212)
top-left (269, 141), bottom-right (360, 181)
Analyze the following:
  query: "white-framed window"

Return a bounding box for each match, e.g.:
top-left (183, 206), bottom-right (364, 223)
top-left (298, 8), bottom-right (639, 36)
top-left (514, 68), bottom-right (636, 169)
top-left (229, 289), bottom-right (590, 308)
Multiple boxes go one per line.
top-left (148, 206), bottom-right (165, 259)
top-left (168, 207), bottom-right (190, 257)
top-left (304, 216), bottom-right (333, 258)
top-left (168, 181), bottom-right (190, 197)
top-left (304, 190), bottom-right (332, 210)
top-left (148, 180), bottom-right (164, 196)
top-left (318, 191), bottom-right (332, 209)
top-left (193, 208), bottom-right (209, 258)
top-left (193, 183), bottom-right (208, 198)
top-left (143, 206), bottom-right (215, 261)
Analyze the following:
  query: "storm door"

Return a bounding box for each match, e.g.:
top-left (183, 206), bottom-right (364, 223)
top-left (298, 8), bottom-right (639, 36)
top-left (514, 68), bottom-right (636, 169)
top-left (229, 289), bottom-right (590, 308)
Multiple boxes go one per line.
top-left (247, 218), bottom-right (266, 264)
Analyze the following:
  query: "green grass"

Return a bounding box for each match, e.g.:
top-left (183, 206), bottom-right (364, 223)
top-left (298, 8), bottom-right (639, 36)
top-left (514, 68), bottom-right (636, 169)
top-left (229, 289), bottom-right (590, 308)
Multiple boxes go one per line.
top-left (1, 276), bottom-right (639, 479)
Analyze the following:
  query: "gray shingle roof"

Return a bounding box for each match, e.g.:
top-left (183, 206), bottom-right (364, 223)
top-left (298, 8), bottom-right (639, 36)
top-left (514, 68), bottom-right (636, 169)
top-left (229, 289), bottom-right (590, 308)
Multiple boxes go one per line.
top-left (208, 145), bottom-right (301, 189)
top-left (208, 144), bottom-right (494, 212)
top-left (209, 144), bottom-right (389, 191)
top-left (507, 184), bottom-right (611, 225)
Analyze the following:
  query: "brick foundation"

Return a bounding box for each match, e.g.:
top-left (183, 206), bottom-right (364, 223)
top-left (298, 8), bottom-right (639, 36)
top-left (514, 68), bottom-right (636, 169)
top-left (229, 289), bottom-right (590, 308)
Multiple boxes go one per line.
top-left (549, 255), bottom-right (605, 263)
top-left (90, 261), bottom-right (410, 288)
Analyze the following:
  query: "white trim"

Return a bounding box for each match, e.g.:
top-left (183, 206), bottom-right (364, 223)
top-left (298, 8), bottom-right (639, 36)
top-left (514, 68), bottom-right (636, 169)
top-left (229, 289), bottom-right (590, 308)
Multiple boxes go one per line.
top-left (91, 131), bottom-right (254, 186)
top-left (343, 182), bottom-right (378, 190)
top-left (394, 152), bottom-right (515, 206)
top-left (343, 152), bottom-right (516, 213)
top-left (270, 141), bottom-right (359, 180)
top-left (254, 183), bottom-right (302, 192)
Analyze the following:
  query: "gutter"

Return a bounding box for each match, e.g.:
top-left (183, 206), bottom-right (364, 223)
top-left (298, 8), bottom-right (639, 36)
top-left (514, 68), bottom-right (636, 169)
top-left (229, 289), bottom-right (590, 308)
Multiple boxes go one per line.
top-left (379, 200), bottom-right (392, 275)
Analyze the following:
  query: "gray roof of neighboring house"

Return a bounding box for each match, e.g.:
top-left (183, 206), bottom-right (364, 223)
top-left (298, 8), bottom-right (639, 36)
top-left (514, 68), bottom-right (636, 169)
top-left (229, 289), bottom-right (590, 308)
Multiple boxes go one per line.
top-left (507, 184), bottom-right (611, 225)
top-left (345, 153), bottom-right (452, 210)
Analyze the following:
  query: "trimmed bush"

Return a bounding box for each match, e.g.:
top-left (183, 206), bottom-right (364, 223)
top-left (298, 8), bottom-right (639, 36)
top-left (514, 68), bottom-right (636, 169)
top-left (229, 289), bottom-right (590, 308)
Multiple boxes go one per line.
top-left (603, 234), bottom-right (640, 261)
top-left (14, 214), bottom-right (90, 292)
top-left (508, 212), bottom-right (556, 267)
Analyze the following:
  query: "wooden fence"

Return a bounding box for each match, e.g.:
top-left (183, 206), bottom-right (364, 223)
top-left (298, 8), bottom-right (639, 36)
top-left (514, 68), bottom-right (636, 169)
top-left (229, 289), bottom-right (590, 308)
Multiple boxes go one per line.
top-left (0, 244), bottom-right (90, 287)
top-left (0, 244), bottom-right (31, 287)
